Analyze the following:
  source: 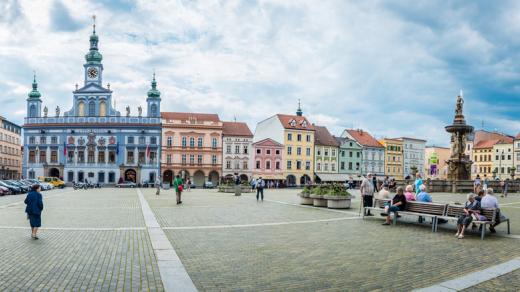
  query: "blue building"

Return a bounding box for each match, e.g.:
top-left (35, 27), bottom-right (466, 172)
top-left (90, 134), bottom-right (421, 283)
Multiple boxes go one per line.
top-left (23, 24), bottom-right (161, 185)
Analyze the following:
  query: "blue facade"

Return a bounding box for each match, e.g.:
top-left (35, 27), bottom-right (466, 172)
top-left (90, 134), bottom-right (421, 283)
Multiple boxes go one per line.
top-left (23, 25), bottom-right (161, 184)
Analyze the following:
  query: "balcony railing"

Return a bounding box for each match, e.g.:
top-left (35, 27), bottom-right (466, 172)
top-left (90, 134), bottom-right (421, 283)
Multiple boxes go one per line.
top-left (24, 116), bottom-right (161, 125)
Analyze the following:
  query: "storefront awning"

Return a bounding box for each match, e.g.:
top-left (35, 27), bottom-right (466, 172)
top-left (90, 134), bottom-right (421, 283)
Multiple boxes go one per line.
top-left (315, 173), bottom-right (352, 182)
top-left (258, 174), bottom-right (285, 180)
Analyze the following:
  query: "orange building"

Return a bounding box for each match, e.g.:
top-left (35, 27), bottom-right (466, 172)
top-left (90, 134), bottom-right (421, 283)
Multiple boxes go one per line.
top-left (161, 112), bottom-right (223, 187)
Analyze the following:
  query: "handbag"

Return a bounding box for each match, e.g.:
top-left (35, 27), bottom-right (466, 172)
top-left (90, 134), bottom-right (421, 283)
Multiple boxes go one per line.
top-left (177, 184), bottom-right (184, 192)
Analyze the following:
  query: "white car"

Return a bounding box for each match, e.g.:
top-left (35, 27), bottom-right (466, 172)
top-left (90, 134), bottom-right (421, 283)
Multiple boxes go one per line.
top-left (40, 182), bottom-right (54, 190)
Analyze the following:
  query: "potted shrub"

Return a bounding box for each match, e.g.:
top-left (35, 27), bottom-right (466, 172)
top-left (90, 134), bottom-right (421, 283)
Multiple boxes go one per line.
top-left (298, 186), bottom-right (314, 205)
top-left (323, 184), bottom-right (352, 209)
top-left (310, 185), bottom-right (328, 207)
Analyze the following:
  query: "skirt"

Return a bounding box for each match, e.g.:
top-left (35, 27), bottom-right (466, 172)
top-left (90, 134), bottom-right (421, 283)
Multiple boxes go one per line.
top-left (28, 214), bottom-right (41, 228)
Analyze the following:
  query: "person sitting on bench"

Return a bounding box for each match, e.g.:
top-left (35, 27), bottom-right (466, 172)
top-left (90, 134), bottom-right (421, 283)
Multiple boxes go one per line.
top-left (456, 193), bottom-right (481, 239)
top-left (381, 186), bottom-right (407, 226)
top-left (480, 188), bottom-right (507, 233)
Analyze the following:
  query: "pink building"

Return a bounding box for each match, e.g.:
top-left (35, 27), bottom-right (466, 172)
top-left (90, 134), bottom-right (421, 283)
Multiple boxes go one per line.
top-left (252, 138), bottom-right (284, 183)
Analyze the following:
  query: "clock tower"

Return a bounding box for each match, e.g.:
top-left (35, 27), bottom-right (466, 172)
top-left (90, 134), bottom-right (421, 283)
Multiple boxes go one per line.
top-left (84, 16), bottom-right (103, 86)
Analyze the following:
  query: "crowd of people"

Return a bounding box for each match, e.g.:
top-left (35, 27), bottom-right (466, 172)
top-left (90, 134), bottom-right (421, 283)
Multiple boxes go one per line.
top-left (360, 173), bottom-right (508, 239)
top-left (474, 174), bottom-right (512, 198)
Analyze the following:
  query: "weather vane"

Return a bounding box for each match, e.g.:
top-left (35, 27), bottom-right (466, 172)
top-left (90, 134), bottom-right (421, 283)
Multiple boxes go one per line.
top-left (92, 14), bottom-right (96, 33)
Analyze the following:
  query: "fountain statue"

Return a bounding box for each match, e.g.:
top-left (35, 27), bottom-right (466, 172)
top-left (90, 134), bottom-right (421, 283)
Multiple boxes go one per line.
top-left (445, 92), bottom-right (474, 181)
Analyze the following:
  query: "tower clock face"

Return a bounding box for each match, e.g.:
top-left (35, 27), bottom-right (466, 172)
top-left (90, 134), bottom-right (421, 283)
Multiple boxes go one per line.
top-left (87, 67), bottom-right (98, 78)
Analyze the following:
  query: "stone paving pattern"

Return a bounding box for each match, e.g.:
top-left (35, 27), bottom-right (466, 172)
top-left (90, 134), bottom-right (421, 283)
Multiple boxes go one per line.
top-left (145, 188), bottom-right (520, 291)
top-left (1, 187), bottom-right (519, 291)
top-left (0, 188), bottom-right (162, 291)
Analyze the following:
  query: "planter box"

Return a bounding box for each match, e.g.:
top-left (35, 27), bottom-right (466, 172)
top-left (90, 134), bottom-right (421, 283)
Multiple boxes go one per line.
top-left (218, 186), bottom-right (253, 193)
top-left (310, 194), bottom-right (327, 207)
top-left (324, 195), bottom-right (352, 209)
top-left (298, 193), bottom-right (314, 205)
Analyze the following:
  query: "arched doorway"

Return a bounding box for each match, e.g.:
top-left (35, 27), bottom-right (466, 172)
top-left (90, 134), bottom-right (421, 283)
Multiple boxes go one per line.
top-left (209, 171), bottom-right (220, 186)
top-left (125, 169), bottom-right (137, 183)
top-left (300, 174), bottom-right (311, 185)
top-left (240, 174), bottom-right (249, 182)
top-left (193, 170), bottom-right (205, 187)
top-left (49, 168), bottom-right (60, 178)
top-left (286, 175), bottom-right (296, 187)
top-left (163, 170), bottom-right (173, 185)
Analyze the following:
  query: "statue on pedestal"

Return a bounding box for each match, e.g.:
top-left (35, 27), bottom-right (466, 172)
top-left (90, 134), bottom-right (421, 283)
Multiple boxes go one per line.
top-left (126, 106), bottom-right (130, 117)
top-left (55, 106), bottom-right (60, 117)
top-left (138, 106), bottom-right (142, 117)
top-left (43, 106), bottom-right (48, 117)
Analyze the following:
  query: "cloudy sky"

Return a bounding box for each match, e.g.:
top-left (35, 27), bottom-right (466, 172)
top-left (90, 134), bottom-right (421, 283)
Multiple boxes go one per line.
top-left (1, 0), bottom-right (519, 146)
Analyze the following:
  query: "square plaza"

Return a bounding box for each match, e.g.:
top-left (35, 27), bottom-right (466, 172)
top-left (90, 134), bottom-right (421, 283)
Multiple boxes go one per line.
top-left (1, 187), bottom-right (519, 291)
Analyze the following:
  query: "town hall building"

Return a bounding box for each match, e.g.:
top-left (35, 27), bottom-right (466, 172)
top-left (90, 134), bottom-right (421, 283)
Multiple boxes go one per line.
top-left (23, 24), bottom-right (161, 185)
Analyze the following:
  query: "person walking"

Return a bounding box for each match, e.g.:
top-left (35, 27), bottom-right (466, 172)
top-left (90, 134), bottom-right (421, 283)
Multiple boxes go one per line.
top-left (256, 177), bottom-right (265, 201)
top-left (155, 178), bottom-right (161, 196)
top-left (24, 184), bottom-right (44, 239)
top-left (501, 179), bottom-right (509, 198)
top-left (414, 173), bottom-right (423, 195)
top-left (173, 175), bottom-right (184, 205)
top-left (234, 173), bottom-right (242, 196)
top-left (186, 179), bottom-right (192, 192)
top-left (372, 175), bottom-right (379, 192)
top-left (361, 173), bottom-right (375, 216)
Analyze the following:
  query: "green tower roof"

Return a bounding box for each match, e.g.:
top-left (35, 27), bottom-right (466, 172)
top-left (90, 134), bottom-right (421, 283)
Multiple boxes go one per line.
top-left (147, 73), bottom-right (161, 99)
top-left (28, 74), bottom-right (41, 99)
top-left (85, 20), bottom-right (103, 64)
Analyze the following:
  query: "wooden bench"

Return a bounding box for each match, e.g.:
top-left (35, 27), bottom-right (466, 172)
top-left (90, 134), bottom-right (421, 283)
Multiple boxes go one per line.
top-left (397, 202), bottom-right (447, 232)
top-left (437, 205), bottom-right (511, 239)
top-left (363, 199), bottom-right (446, 232)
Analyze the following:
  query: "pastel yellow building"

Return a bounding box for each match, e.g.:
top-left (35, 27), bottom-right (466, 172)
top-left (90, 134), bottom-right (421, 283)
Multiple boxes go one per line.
top-left (253, 105), bottom-right (315, 186)
top-left (379, 138), bottom-right (404, 179)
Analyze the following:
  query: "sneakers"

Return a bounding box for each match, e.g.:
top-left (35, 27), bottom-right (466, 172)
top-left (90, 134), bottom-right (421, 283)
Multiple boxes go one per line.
top-left (455, 232), bottom-right (460, 237)
top-left (490, 226), bottom-right (497, 233)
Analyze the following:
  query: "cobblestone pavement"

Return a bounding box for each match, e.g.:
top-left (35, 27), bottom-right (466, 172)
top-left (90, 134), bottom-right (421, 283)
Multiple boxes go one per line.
top-left (143, 188), bottom-right (520, 291)
top-left (1, 187), bottom-right (519, 291)
top-left (0, 188), bottom-right (163, 291)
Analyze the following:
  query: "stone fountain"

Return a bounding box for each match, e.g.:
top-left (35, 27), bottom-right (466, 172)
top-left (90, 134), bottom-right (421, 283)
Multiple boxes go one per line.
top-left (445, 92), bottom-right (474, 181)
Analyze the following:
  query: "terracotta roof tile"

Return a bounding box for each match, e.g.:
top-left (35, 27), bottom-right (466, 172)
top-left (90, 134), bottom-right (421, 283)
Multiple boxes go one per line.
top-left (474, 139), bottom-right (500, 149)
top-left (345, 129), bottom-right (383, 148)
top-left (222, 121), bottom-right (253, 137)
top-left (161, 112), bottom-right (220, 122)
top-left (276, 114), bottom-right (315, 130)
top-left (314, 125), bottom-right (339, 147)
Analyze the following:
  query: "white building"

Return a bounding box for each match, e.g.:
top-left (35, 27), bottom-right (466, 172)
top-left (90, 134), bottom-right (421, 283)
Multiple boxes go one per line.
top-left (397, 137), bottom-right (426, 178)
top-left (222, 121), bottom-right (253, 182)
top-left (492, 140), bottom-right (514, 180)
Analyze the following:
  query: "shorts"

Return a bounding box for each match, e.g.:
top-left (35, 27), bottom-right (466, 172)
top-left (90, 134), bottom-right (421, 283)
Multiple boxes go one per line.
top-left (387, 205), bottom-right (401, 213)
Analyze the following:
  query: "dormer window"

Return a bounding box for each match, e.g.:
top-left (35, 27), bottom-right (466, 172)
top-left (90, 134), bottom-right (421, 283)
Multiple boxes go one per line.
top-left (301, 120), bottom-right (307, 128)
top-left (289, 119), bottom-right (296, 127)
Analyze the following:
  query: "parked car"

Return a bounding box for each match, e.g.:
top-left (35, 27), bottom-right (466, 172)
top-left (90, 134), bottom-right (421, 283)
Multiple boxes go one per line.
top-left (0, 181), bottom-right (22, 194)
top-left (203, 181), bottom-right (214, 189)
top-left (38, 176), bottom-right (65, 188)
top-left (116, 181), bottom-right (137, 188)
top-left (8, 181), bottom-right (30, 193)
top-left (0, 185), bottom-right (12, 196)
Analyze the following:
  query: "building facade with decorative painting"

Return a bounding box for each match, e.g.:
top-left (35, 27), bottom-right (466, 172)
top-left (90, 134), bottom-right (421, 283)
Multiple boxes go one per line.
top-left (252, 138), bottom-right (285, 183)
top-left (23, 26), bottom-right (161, 184)
top-left (253, 105), bottom-right (315, 186)
top-left (222, 121), bottom-right (253, 182)
top-left (335, 136), bottom-right (363, 180)
top-left (0, 117), bottom-right (22, 179)
top-left (379, 138), bottom-right (404, 180)
top-left (161, 112), bottom-right (222, 187)
top-left (341, 129), bottom-right (385, 177)
top-left (313, 125), bottom-right (341, 182)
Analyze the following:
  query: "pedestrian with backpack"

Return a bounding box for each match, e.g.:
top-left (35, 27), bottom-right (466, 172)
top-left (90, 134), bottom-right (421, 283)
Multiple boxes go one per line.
top-left (173, 175), bottom-right (184, 205)
top-left (256, 177), bottom-right (265, 201)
